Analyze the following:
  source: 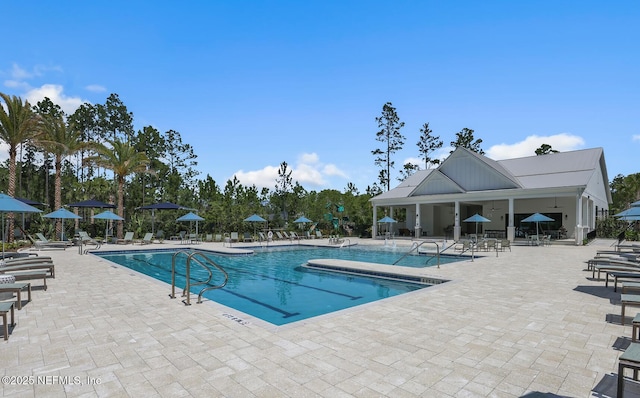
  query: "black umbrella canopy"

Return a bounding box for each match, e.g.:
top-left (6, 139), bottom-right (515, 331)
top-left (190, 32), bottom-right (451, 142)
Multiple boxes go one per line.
top-left (67, 199), bottom-right (115, 208)
top-left (138, 202), bottom-right (192, 210)
top-left (16, 197), bottom-right (45, 206)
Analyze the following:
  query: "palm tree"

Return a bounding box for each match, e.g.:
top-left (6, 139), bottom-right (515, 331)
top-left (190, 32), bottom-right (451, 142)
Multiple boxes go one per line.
top-left (36, 100), bottom-right (88, 236)
top-left (84, 139), bottom-right (152, 238)
top-left (0, 93), bottom-right (41, 241)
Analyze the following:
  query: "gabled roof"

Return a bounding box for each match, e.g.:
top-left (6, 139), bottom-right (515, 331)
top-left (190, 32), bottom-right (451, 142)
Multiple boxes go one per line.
top-left (371, 147), bottom-right (610, 202)
top-left (497, 147), bottom-right (606, 189)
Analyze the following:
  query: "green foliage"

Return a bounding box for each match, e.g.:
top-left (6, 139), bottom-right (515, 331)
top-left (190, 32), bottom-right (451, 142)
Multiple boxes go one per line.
top-left (450, 128), bottom-right (484, 155)
top-left (372, 102), bottom-right (405, 191)
top-left (417, 122), bottom-right (442, 169)
top-left (535, 144), bottom-right (558, 155)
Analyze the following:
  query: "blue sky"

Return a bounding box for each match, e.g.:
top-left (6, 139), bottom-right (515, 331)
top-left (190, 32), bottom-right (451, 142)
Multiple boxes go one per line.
top-left (2, 1), bottom-right (638, 193)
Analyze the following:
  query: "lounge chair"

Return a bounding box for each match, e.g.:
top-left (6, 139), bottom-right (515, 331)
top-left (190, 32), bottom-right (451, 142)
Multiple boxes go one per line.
top-left (214, 234), bottom-right (222, 242)
top-left (315, 231), bottom-right (324, 239)
top-left (205, 234), bottom-right (213, 242)
top-left (31, 233), bottom-right (69, 251)
top-left (230, 232), bottom-right (239, 243)
top-left (189, 233), bottom-right (200, 243)
top-left (1, 258), bottom-right (55, 278)
top-left (275, 231), bottom-right (284, 240)
top-left (116, 232), bottom-right (135, 244)
top-left (290, 231), bottom-right (301, 240)
top-left (139, 233), bottom-right (154, 245)
top-left (243, 232), bottom-right (253, 242)
top-left (78, 231), bottom-right (102, 250)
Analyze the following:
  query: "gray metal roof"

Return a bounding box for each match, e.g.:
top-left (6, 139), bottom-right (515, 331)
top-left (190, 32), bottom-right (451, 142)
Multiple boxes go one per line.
top-left (372, 147), bottom-right (608, 202)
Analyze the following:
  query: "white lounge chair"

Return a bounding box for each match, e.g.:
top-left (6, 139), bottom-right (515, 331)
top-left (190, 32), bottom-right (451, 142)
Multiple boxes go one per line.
top-left (116, 232), bottom-right (135, 244)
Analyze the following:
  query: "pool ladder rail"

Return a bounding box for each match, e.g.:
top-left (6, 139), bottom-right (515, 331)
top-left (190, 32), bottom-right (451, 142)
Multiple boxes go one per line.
top-left (393, 240), bottom-right (443, 268)
top-left (169, 250), bottom-right (229, 305)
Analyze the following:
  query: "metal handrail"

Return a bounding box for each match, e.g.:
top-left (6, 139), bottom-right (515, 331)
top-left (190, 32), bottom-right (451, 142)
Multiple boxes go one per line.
top-left (339, 239), bottom-right (351, 248)
top-left (170, 250), bottom-right (229, 305)
top-left (392, 240), bottom-right (443, 268)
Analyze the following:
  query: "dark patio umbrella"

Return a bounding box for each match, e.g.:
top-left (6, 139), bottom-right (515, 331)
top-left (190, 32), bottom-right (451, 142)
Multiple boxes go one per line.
top-left (0, 193), bottom-right (42, 257)
top-left (138, 202), bottom-right (193, 233)
top-left (43, 208), bottom-right (82, 241)
top-left (66, 199), bottom-right (116, 208)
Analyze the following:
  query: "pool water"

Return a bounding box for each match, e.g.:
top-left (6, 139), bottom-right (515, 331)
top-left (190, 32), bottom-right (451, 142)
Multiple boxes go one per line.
top-left (96, 246), bottom-right (444, 326)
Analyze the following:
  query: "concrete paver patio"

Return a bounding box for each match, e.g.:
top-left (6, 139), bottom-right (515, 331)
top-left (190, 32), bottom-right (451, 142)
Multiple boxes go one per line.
top-left (0, 238), bottom-right (636, 397)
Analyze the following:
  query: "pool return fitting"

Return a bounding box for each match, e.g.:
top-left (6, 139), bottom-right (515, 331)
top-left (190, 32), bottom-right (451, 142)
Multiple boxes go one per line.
top-left (169, 250), bottom-right (229, 305)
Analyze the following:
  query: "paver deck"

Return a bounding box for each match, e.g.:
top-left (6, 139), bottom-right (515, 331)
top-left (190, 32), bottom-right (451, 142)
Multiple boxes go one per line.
top-left (0, 238), bottom-right (636, 397)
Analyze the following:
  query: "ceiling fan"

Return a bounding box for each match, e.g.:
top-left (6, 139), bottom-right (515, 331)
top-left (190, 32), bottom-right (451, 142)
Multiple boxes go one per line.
top-left (548, 197), bottom-right (563, 209)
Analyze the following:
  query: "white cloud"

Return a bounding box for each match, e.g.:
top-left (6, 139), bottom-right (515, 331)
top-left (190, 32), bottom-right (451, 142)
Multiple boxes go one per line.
top-left (233, 165), bottom-right (280, 189)
top-left (24, 84), bottom-right (87, 114)
top-left (632, 135), bottom-right (640, 142)
top-left (487, 133), bottom-right (585, 160)
top-left (232, 152), bottom-right (349, 190)
top-left (85, 84), bottom-right (106, 93)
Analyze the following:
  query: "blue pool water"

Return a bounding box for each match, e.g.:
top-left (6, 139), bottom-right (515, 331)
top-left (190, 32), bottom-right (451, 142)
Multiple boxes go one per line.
top-left (96, 246), bottom-right (450, 325)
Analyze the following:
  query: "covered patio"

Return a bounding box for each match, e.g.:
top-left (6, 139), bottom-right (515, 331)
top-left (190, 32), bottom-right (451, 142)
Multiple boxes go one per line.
top-left (371, 147), bottom-right (612, 245)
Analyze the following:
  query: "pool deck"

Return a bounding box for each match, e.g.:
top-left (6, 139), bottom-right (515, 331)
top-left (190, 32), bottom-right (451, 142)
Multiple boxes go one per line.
top-left (0, 237), bottom-right (637, 397)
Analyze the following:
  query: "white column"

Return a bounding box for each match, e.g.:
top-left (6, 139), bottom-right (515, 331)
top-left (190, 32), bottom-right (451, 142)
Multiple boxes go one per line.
top-left (454, 201), bottom-right (461, 241)
top-left (415, 203), bottom-right (421, 238)
top-left (575, 192), bottom-right (583, 245)
top-left (507, 198), bottom-right (515, 242)
top-left (372, 206), bottom-right (378, 238)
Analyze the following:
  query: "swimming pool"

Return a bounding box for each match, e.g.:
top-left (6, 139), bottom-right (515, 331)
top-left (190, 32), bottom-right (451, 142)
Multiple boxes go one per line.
top-left (96, 246), bottom-right (446, 326)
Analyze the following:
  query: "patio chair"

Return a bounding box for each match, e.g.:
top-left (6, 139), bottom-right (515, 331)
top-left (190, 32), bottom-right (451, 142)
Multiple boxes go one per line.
top-left (230, 232), bottom-right (239, 243)
top-left (179, 231), bottom-right (188, 244)
top-left (243, 232), bottom-right (253, 242)
top-left (500, 239), bottom-right (511, 251)
top-left (155, 230), bottom-right (165, 243)
top-left (78, 231), bottom-right (101, 250)
top-left (315, 230), bottom-right (324, 239)
top-left (116, 232), bottom-right (135, 244)
top-left (290, 231), bottom-right (301, 240)
top-left (205, 233), bottom-right (213, 242)
top-left (214, 234), bottom-right (222, 242)
top-left (275, 231), bottom-right (284, 240)
top-left (189, 233), bottom-right (201, 244)
top-left (139, 233), bottom-right (154, 245)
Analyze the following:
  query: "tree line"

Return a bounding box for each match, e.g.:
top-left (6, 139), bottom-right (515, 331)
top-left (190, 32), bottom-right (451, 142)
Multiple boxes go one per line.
top-left (0, 94), bottom-right (637, 242)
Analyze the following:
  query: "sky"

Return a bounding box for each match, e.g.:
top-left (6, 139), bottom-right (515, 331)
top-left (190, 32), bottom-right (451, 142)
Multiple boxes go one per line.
top-left (2, 1), bottom-right (639, 193)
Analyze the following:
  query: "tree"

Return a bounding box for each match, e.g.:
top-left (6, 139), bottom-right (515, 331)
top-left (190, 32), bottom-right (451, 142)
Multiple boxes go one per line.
top-left (450, 128), bottom-right (484, 155)
top-left (398, 162), bottom-right (420, 182)
top-left (84, 139), bottom-right (152, 238)
top-left (535, 144), bottom-right (558, 155)
top-left (372, 102), bottom-right (405, 191)
top-left (417, 122), bottom-right (442, 169)
top-left (34, 98), bottom-right (87, 237)
top-left (274, 161), bottom-right (293, 221)
top-left (0, 93), bottom-right (41, 241)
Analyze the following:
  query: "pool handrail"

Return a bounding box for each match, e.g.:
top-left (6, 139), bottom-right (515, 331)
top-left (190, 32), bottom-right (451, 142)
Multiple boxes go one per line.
top-left (393, 240), bottom-right (441, 268)
top-left (170, 250), bottom-right (229, 305)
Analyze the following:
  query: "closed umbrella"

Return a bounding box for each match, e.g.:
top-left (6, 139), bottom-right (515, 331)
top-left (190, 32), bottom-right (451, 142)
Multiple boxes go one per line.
top-left (139, 202), bottom-right (193, 233)
top-left (43, 208), bottom-right (82, 241)
top-left (0, 193), bottom-right (42, 258)
top-left (93, 210), bottom-right (125, 241)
